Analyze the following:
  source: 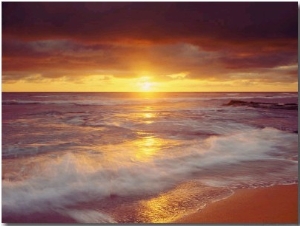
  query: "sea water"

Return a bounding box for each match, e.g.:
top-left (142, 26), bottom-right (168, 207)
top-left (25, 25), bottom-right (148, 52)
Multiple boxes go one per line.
top-left (2, 92), bottom-right (298, 223)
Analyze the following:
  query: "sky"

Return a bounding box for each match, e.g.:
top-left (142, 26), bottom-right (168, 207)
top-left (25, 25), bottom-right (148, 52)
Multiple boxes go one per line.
top-left (2, 2), bottom-right (298, 92)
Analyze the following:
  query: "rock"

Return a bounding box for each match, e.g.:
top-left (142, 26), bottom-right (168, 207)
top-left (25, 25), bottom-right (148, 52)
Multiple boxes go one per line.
top-left (224, 100), bottom-right (298, 110)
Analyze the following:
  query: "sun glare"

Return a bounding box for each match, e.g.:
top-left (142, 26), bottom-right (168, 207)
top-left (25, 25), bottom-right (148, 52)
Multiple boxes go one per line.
top-left (141, 81), bottom-right (152, 91)
top-left (138, 76), bottom-right (154, 92)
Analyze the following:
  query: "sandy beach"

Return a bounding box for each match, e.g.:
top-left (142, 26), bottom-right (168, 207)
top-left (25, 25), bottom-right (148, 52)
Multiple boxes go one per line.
top-left (175, 184), bottom-right (298, 224)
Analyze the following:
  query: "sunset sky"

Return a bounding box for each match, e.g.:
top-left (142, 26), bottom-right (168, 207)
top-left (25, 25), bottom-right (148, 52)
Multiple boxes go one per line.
top-left (2, 2), bottom-right (298, 92)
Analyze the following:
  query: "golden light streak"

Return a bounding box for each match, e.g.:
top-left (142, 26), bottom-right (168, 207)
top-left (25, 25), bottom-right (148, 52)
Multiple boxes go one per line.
top-left (134, 136), bottom-right (160, 161)
top-left (2, 75), bottom-right (298, 92)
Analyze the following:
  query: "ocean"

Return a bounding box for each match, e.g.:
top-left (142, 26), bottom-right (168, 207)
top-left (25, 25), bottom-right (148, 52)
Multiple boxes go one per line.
top-left (2, 92), bottom-right (298, 223)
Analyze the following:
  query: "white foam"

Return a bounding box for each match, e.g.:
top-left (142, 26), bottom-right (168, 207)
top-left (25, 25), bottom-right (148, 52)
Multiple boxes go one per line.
top-left (2, 127), bottom-right (298, 218)
top-left (63, 209), bottom-right (116, 223)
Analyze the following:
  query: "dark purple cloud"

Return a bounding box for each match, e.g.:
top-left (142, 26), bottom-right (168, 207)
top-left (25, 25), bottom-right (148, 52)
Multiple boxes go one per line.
top-left (3, 2), bottom-right (297, 44)
top-left (2, 2), bottom-right (298, 86)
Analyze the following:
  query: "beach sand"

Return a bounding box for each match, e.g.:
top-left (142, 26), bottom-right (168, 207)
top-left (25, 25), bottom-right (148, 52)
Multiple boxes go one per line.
top-left (175, 184), bottom-right (298, 224)
top-left (3, 184), bottom-right (298, 223)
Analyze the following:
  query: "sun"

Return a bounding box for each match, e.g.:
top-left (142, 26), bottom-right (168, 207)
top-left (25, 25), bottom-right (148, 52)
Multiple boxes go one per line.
top-left (141, 81), bottom-right (152, 91)
top-left (137, 76), bottom-right (156, 92)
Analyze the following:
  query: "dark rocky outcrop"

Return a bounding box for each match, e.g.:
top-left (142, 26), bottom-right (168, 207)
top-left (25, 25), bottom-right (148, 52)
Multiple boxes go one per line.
top-left (224, 100), bottom-right (298, 110)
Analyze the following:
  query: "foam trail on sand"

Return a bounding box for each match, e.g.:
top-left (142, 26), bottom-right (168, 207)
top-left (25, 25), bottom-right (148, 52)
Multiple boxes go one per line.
top-left (63, 210), bottom-right (116, 223)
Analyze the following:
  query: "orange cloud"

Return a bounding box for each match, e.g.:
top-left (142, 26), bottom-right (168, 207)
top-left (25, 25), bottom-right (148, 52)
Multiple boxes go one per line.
top-left (2, 2), bottom-right (298, 91)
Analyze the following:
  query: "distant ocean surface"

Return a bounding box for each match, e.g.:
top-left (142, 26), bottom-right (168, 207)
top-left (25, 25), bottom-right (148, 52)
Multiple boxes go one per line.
top-left (2, 92), bottom-right (298, 223)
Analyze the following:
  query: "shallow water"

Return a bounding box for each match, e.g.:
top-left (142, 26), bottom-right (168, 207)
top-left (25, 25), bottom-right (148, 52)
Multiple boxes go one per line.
top-left (2, 92), bottom-right (298, 223)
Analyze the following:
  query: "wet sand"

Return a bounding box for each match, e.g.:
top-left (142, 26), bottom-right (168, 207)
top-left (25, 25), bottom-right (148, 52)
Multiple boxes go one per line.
top-left (175, 184), bottom-right (298, 224)
top-left (3, 184), bottom-right (298, 223)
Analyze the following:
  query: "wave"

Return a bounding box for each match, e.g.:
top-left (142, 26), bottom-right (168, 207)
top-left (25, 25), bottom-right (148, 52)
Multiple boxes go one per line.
top-left (2, 127), bottom-right (298, 222)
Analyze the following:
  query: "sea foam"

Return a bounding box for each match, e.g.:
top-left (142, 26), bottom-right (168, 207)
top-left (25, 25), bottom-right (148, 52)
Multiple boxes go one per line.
top-left (2, 127), bottom-right (297, 221)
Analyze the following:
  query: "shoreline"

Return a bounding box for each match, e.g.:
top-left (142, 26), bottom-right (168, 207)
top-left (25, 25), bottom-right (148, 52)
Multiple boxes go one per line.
top-left (175, 184), bottom-right (298, 224)
top-left (3, 184), bottom-right (298, 223)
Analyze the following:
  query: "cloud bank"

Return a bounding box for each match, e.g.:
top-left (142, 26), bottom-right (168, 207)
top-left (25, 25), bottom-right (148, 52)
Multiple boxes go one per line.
top-left (2, 2), bottom-right (298, 90)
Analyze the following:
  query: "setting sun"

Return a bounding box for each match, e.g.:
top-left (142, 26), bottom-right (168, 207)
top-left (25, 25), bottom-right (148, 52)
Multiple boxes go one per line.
top-left (141, 81), bottom-right (152, 91)
top-left (137, 76), bottom-right (155, 92)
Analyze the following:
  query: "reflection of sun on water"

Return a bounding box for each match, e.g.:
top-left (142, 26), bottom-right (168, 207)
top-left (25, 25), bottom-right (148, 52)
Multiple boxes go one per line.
top-left (134, 136), bottom-right (159, 161)
top-left (135, 106), bottom-right (155, 124)
top-left (144, 112), bottom-right (153, 119)
top-left (132, 133), bottom-right (180, 162)
top-left (139, 194), bottom-right (174, 223)
top-left (143, 112), bottom-right (154, 124)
